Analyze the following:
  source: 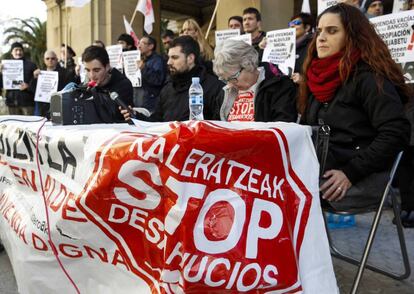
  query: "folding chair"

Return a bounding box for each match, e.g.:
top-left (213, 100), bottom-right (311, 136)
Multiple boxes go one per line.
top-left (312, 126), bottom-right (411, 294)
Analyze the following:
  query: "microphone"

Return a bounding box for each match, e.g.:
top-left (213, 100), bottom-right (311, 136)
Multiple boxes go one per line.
top-left (109, 92), bottom-right (136, 122)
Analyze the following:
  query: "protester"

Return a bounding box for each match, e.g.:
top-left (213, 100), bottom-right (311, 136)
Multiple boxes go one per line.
top-left (92, 40), bottom-right (106, 48)
top-left (0, 42), bottom-right (37, 115)
top-left (298, 4), bottom-right (411, 210)
top-left (137, 35), bottom-right (166, 113)
top-left (181, 19), bottom-right (214, 61)
top-left (364, 0), bottom-right (384, 17)
top-left (60, 43), bottom-right (77, 81)
top-left (213, 39), bottom-right (297, 122)
top-left (81, 45), bottom-right (133, 123)
top-left (117, 33), bottom-right (137, 51)
top-left (122, 36), bottom-right (223, 122)
top-left (161, 29), bottom-right (175, 53)
top-left (30, 50), bottom-right (76, 117)
top-left (289, 13), bottom-right (315, 84)
top-left (242, 7), bottom-right (266, 60)
top-left (228, 15), bottom-right (244, 33)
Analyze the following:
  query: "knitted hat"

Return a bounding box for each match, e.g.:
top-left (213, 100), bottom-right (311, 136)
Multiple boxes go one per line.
top-left (364, 0), bottom-right (383, 11)
top-left (10, 42), bottom-right (23, 51)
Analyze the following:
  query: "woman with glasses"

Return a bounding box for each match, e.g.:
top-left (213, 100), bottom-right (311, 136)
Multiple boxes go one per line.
top-left (213, 39), bottom-right (297, 122)
top-left (299, 4), bottom-right (411, 210)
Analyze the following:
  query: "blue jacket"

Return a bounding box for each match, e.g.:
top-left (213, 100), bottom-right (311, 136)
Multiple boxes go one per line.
top-left (141, 52), bottom-right (166, 112)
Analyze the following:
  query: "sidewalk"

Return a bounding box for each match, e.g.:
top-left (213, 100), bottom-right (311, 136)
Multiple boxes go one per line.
top-left (1, 210), bottom-right (413, 293)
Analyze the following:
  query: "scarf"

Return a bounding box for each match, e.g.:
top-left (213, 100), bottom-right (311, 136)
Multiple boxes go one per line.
top-left (306, 50), bottom-right (360, 103)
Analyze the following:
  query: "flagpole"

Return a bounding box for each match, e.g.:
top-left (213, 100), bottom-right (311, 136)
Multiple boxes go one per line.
top-left (205, 0), bottom-right (221, 40)
top-left (130, 0), bottom-right (139, 26)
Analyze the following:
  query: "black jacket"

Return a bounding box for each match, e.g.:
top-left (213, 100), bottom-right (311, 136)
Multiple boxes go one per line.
top-left (303, 62), bottom-right (410, 184)
top-left (294, 33), bottom-right (313, 74)
top-left (252, 31), bottom-right (266, 61)
top-left (141, 52), bottom-right (167, 112)
top-left (144, 65), bottom-right (223, 122)
top-left (91, 68), bottom-right (134, 123)
top-left (220, 62), bottom-right (298, 123)
top-left (2, 58), bottom-right (37, 107)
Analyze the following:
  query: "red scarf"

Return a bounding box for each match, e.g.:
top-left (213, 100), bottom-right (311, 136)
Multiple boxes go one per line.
top-left (306, 50), bottom-right (360, 103)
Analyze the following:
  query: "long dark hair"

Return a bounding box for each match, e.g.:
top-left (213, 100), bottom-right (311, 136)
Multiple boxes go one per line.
top-left (298, 4), bottom-right (412, 114)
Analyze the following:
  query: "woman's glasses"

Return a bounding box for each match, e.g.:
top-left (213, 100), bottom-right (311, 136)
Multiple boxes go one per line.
top-left (219, 68), bottom-right (243, 84)
top-left (288, 19), bottom-right (303, 27)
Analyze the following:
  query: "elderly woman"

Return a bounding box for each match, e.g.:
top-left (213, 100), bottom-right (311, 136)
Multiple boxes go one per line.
top-left (213, 39), bottom-right (297, 122)
top-left (299, 4), bottom-right (411, 210)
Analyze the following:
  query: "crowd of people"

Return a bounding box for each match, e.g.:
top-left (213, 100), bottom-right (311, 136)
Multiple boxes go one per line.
top-left (0, 0), bottom-right (413, 234)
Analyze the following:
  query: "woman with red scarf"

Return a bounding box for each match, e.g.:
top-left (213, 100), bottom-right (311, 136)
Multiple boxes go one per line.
top-left (298, 4), bottom-right (412, 210)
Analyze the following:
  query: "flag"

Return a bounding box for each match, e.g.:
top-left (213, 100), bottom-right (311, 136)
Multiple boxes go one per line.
top-left (301, 0), bottom-right (311, 13)
top-left (123, 15), bottom-right (140, 47)
top-left (136, 0), bottom-right (155, 34)
top-left (66, 0), bottom-right (91, 8)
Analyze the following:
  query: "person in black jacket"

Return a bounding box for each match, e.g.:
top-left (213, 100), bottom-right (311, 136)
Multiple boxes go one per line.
top-left (213, 39), bottom-right (297, 122)
top-left (0, 42), bottom-right (37, 115)
top-left (81, 45), bottom-right (133, 123)
top-left (122, 36), bottom-right (223, 122)
top-left (298, 4), bottom-right (411, 210)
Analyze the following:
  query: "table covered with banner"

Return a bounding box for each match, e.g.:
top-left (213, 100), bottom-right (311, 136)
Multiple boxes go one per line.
top-left (0, 116), bottom-right (338, 293)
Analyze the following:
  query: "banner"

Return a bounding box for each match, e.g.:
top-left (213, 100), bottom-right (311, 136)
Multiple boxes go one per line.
top-left (0, 118), bottom-right (338, 293)
top-left (318, 0), bottom-right (338, 15)
top-left (136, 0), bottom-right (155, 34)
top-left (371, 10), bottom-right (414, 83)
top-left (215, 29), bottom-right (240, 47)
top-left (34, 71), bottom-right (59, 103)
top-left (122, 50), bottom-right (142, 87)
top-left (229, 33), bottom-right (252, 45)
top-left (106, 44), bottom-right (124, 72)
top-left (262, 28), bottom-right (296, 76)
top-left (1, 60), bottom-right (24, 90)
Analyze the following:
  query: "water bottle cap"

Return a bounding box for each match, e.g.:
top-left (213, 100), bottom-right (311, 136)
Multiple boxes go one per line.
top-left (192, 77), bottom-right (200, 83)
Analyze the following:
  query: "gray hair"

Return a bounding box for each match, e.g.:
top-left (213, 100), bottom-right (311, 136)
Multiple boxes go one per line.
top-left (44, 50), bottom-right (57, 58)
top-left (213, 39), bottom-right (258, 78)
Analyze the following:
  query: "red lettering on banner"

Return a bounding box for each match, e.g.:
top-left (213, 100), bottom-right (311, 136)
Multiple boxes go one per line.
top-left (84, 246), bottom-right (109, 262)
top-left (0, 194), bottom-right (27, 244)
top-left (32, 233), bottom-right (48, 251)
top-left (60, 243), bottom-right (83, 258)
top-left (112, 250), bottom-right (131, 271)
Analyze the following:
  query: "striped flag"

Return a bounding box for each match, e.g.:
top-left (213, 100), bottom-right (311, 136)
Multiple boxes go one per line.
top-left (136, 0), bottom-right (155, 34)
top-left (123, 15), bottom-right (140, 47)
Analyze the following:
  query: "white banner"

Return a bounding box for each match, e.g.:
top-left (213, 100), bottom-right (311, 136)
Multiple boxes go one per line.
top-left (229, 33), bottom-right (252, 45)
top-left (318, 0), bottom-right (338, 15)
top-left (1, 60), bottom-right (24, 90)
top-left (215, 29), bottom-right (240, 47)
top-left (262, 28), bottom-right (296, 76)
top-left (34, 71), bottom-right (59, 103)
top-left (122, 50), bottom-right (142, 87)
top-left (106, 45), bottom-right (124, 72)
top-left (371, 10), bottom-right (414, 64)
top-left (0, 118), bottom-right (338, 294)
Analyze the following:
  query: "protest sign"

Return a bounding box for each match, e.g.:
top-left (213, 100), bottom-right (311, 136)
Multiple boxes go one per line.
top-left (106, 44), bottom-right (124, 72)
top-left (318, 0), bottom-right (338, 15)
top-left (0, 119), bottom-right (338, 294)
top-left (215, 29), bottom-right (240, 47)
top-left (1, 60), bottom-right (24, 90)
top-left (34, 71), bottom-right (59, 103)
top-left (122, 50), bottom-right (142, 87)
top-left (262, 28), bottom-right (296, 76)
top-left (229, 33), bottom-right (252, 45)
top-left (371, 10), bottom-right (414, 63)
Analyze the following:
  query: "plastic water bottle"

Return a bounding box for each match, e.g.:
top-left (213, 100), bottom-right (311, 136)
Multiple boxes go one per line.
top-left (189, 77), bottom-right (204, 120)
top-left (326, 213), bottom-right (356, 229)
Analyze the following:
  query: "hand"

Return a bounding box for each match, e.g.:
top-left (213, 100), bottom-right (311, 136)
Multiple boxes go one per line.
top-left (320, 169), bottom-right (352, 202)
top-left (19, 82), bottom-right (29, 91)
top-left (136, 60), bottom-right (144, 70)
top-left (291, 73), bottom-right (303, 84)
top-left (33, 69), bottom-right (41, 79)
top-left (119, 106), bottom-right (134, 121)
top-left (75, 64), bottom-right (81, 76)
top-left (258, 37), bottom-right (267, 49)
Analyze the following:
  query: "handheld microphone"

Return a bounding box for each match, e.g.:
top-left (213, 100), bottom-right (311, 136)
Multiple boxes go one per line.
top-left (109, 92), bottom-right (136, 123)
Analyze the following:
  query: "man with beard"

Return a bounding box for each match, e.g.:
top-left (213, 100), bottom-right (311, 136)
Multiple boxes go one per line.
top-left (123, 36), bottom-right (223, 122)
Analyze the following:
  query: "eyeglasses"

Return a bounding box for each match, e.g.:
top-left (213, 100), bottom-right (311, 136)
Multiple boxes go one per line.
top-left (45, 57), bottom-right (56, 60)
top-left (288, 19), bottom-right (302, 26)
top-left (219, 68), bottom-right (243, 84)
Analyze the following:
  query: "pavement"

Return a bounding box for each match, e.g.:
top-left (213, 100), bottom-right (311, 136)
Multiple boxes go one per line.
top-left (1, 209), bottom-right (413, 293)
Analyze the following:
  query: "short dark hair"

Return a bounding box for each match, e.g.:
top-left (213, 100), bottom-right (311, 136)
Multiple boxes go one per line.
top-left (243, 7), bottom-right (261, 21)
top-left (228, 15), bottom-right (243, 25)
top-left (82, 45), bottom-right (109, 66)
top-left (162, 29), bottom-right (175, 39)
top-left (290, 12), bottom-right (315, 31)
top-left (117, 33), bottom-right (135, 47)
top-left (170, 35), bottom-right (200, 63)
top-left (142, 35), bottom-right (157, 51)
top-left (61, 44), bottom-right (76, 57)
